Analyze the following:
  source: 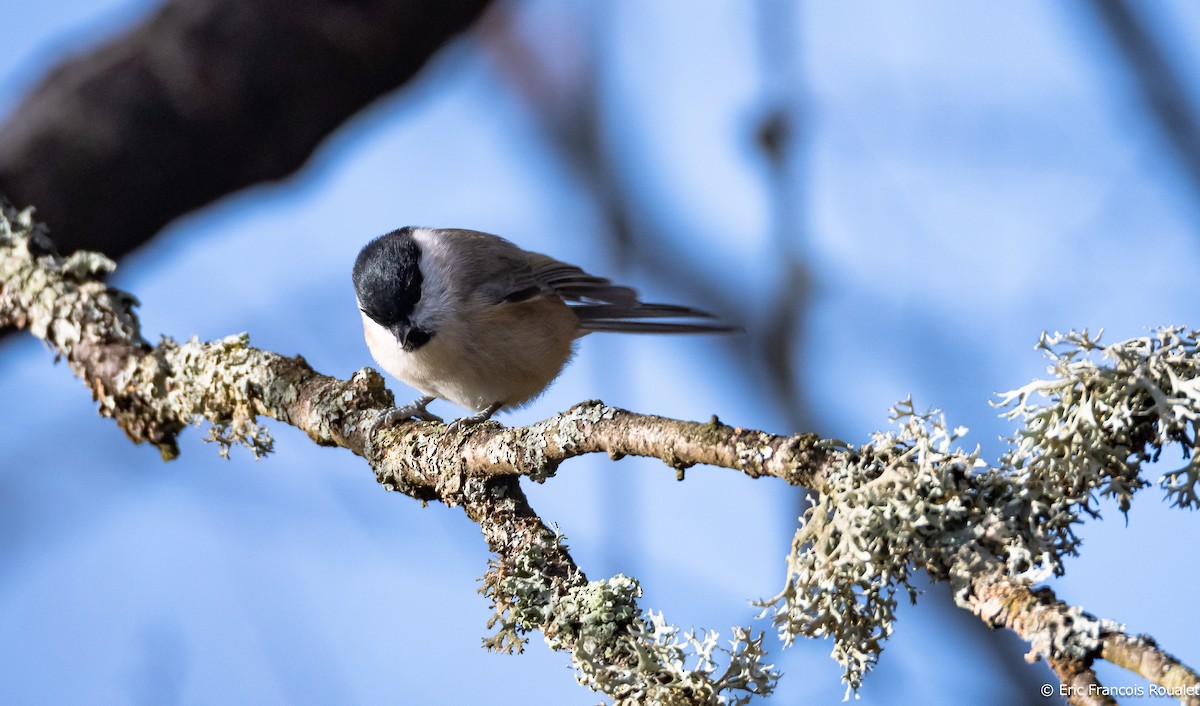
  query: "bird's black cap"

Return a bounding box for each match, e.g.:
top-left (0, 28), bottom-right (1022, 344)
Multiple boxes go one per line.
top-left (352, 227), bottom-right (423, 327)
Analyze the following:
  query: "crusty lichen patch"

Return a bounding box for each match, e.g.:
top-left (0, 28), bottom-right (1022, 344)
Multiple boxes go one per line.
top-left (0, 203), bottom-right (182, 451)
top-left (967, 574), bottom-right (1114, 665)
top-left (0, 206), bottom-right (127, 344)
top-left (481, 530), bottom-right (778, 705)
top-left (0, 206), bottom-right (130, 349)
top-left (126, 334), bottom-right (279, 458)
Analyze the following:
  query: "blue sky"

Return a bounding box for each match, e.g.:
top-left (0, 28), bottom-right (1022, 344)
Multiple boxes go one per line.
top-left (1, 1), bottom-right (1198, 704)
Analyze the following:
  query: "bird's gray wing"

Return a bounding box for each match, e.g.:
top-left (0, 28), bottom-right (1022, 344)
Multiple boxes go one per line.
top-left (433, 228), bottom-right (735, 334)
top-left (525, 252), bottom-right (735, 334)
top-left (524, 252), bottom-right (638, 306)
top-left (430, 228), bottom-right (546, 304)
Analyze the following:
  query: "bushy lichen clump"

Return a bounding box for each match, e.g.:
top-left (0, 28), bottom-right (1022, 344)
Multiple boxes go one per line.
top-left (759, 329), bottom-right (1200, 697)
top-left (999, 328), bottom-right (1200, 515)
top-left (758, 402), bottom-right (1004, 696)
top-left (483, 531), bottom-right (778, 705)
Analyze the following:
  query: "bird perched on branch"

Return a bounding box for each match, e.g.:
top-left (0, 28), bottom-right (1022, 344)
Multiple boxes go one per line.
top-left (353, 227), bottom-right (735, 429)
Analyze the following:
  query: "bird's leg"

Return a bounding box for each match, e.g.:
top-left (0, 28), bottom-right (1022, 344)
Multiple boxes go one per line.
top-left (447, 402), bottom-right (503, 432)
top-left (382, 395), bottom-right (443, 424)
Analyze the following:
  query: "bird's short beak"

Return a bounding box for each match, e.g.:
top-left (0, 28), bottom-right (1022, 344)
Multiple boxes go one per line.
top-left (388, 322), bottom-right (411, 349)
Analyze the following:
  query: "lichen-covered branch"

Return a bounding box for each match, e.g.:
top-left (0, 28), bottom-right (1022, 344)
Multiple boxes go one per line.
top-left (375, 405), bottom-right (835, 490)
top-left (465, 478), bottom-right (778, 704)
top-left (755, 330), bottom-right (1200, 697)
top-left (967, 571), bottom-right (1115, 706)
top-left (966, 573), bottom-right (1200, 706)
top-left (4, 201), bottom-right (1199, 703)
top-left (0, 204), bottom-right (395, 462)
top-left (0, 204), bottom-right (785, 702)
top-left (1102, 633), bottom-right (1200, 706)
top-left (0, 203), bottom-right (833, 495)
top-left (966, 572), bottom-right (1110, 669)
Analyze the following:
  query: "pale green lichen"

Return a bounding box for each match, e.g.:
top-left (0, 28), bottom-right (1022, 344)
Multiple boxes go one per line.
top-left (998, 328), bottom-right (1200, 514)
top-left (122, 334), bottom-right (278, 458)
top-left (1027, 602), bottom-right (1108, 663)
top-left (61, 249), bottom-right (117, 280)
top-left (759, 328), bottom-right (1200, 698)
top-left (517, 430), bottom-right (551, 474)
top-left (0, 204), bottom-right (138, 351)
top-left (531, 402), bottom-right (618, 481)
top-left (483, 531), bottom-right (778, 705)
top-left (1, 204), bottom-right (284, 459)
top-left (757, 401), bottom-right (999, 697)
top-left (734, 433), bottom-right (778, 475)
top-left (551, 401), bottom-right (615, 435)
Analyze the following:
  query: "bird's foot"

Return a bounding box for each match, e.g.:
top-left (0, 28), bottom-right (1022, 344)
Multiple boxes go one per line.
top-left (381, 396), bottom-right (443, 425)
top-left (447, 402), bottom-right (503, 433)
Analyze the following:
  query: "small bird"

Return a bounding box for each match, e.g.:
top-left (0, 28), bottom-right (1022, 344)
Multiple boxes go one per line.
top-left (352, 227), bottom-right (734, 428)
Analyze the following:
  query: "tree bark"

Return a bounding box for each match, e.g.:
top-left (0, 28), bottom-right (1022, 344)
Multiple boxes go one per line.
top-left (0, 0), bottom-right (492, 258)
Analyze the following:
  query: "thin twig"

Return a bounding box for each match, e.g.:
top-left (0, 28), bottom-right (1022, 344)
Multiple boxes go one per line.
top-left (966, 571), bottom-right (1200, 705)
top-left (1102, 633), bottom-right (1200, 706)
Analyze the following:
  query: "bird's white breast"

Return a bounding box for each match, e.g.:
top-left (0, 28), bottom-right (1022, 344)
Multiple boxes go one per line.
top-left (361, 300), bottom-right (579, 413)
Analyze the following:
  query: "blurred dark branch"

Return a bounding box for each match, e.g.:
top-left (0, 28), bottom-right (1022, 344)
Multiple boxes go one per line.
top-left (754, 0), bottom-right (814, 434)
top-left (0, 0), bottom-right (492, 258)
top-left (481, 4), bottom-right (807, 435)
top-left (478, 4), bottom-right (635, 259)
top-left (1087, 1), bottom-right (1200, 205)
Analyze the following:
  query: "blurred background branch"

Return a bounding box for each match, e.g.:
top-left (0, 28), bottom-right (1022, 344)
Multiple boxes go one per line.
top-left (1087, 0), bottom-right (1200, 214)
top-left (0, 0), bottom-right (492, 259)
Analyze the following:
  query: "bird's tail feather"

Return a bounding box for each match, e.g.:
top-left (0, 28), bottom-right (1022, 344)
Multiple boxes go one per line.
top-left (574, 302), bottom-right (738, 334)
top-left (579, 320), bottom-right (738, 334)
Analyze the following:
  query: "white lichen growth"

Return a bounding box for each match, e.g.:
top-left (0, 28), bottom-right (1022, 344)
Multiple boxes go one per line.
top-left (481, 401), bottom-right (619, 482)
top-left (1028, 595), bottom-right (1106, 662)
top-left (483, 531), bottom-right (778, 704)
top-left (757, 401), bottom-right (1004, 697)
top-left (760, 328), bottom-right (1200, 697)
top-left (998, 328), bottom-right (1200, 514)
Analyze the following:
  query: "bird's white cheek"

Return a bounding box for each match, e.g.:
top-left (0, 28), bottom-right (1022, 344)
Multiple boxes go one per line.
top-left (361, 314), bottom-right (405, 376)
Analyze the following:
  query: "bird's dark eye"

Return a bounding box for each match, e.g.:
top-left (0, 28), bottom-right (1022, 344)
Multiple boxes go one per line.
top-left (407, 327), bottom-right (433, 349)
